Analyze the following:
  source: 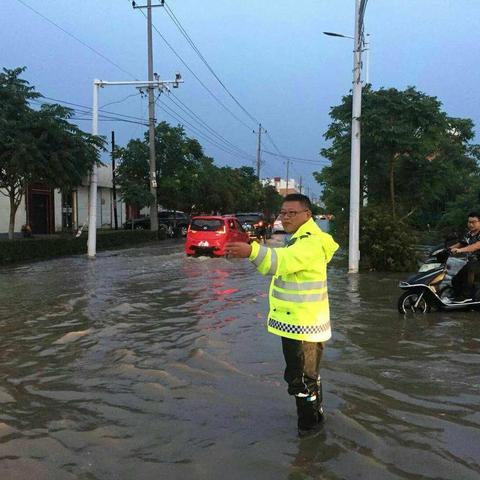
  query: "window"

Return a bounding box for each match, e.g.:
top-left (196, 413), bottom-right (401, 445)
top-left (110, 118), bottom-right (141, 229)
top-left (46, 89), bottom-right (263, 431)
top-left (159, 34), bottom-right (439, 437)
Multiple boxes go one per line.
top-left (190, 219), bottom-right (225, 231)
top-left (234, 220), bottom-right (244, 232)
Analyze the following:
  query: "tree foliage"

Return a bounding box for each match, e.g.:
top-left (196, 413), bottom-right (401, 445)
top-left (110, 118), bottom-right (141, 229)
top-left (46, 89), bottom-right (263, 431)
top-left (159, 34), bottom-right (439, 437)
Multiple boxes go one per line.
top-left (0, 67), bottom-right (104, 239)
top-left (116, 121), bottom-right (280, 216)
top-left (315, 86), bottom-right (480, 270)
top-left (115, 139), bottom-right (152, 211)
top-left (359, 206), bottom-right (419, 272)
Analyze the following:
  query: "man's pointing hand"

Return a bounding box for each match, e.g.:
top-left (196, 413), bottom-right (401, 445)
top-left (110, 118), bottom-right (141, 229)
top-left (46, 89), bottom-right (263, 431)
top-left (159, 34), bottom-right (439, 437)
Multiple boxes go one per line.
top-left (225, 242), bottom-right (252, 258)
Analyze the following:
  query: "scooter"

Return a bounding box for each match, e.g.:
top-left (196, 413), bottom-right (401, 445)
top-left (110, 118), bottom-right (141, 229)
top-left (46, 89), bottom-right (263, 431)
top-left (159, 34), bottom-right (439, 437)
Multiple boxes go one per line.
top-left (397, 246), bottom-right (480, 313)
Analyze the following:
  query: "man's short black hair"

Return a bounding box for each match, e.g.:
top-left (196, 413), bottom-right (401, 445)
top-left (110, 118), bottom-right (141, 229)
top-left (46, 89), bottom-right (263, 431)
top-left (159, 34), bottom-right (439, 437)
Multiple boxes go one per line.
top-left (283, 193), bottom-right (312, 210)
top-left (468, 212), bottom-right (480, 220)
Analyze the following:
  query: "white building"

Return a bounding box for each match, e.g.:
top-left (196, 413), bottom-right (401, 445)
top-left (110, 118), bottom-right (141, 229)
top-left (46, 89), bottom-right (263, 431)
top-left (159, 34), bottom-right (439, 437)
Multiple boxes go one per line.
top-left (0, 165), bottom-right (126, 235)
top-left (262, 176), bottom-right (299, 196)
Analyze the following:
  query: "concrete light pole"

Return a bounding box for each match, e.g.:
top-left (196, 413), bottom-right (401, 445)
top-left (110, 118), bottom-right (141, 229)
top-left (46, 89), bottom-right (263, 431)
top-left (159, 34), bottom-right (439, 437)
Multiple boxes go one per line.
top-left (323, 31), bottom-right (370, 85)
top-left (323, 0), bottom-right (367, 273)
top-left (87, 80), bottom-right (100, 258)
top-left (348, 0), bottom-right (363, 273)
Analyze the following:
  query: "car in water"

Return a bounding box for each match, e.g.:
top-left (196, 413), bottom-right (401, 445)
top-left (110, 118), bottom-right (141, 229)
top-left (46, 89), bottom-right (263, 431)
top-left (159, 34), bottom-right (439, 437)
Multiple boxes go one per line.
top-left (234, 212), bottom-right (272, 241)
top-left (124, 210), bottom-right (190, 236)
top-left (185, 216), bottom-right (250, 257)
top-left (272, 215), bottom-right (285, 234)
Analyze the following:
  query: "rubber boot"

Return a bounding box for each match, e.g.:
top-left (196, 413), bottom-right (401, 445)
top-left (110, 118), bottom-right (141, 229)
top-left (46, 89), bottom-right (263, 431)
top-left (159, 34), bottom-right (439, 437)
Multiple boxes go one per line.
top-left (295, 394), bottom-right (325, 438)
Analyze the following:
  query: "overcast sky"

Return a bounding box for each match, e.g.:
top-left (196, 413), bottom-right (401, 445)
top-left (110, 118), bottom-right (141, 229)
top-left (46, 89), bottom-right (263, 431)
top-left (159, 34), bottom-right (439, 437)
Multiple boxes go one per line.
top-left (2, 0), bottom-right (479, 199)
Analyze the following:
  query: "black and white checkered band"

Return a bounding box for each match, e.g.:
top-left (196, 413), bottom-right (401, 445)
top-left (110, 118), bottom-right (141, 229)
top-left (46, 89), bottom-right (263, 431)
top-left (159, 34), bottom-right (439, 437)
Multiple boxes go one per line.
top-left (268, 318), bottom-right (330, 335)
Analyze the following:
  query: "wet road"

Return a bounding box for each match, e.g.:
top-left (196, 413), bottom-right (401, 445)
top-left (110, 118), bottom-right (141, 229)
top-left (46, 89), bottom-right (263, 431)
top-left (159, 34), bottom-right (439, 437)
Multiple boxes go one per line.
top-left (0, 236), bottom-right (479, 479)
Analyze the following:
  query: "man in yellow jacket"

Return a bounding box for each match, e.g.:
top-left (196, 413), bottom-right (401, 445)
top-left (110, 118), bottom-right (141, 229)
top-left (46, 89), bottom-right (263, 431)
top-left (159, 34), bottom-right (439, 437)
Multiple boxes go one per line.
top-left (226, 193), bottom-right (339, 437)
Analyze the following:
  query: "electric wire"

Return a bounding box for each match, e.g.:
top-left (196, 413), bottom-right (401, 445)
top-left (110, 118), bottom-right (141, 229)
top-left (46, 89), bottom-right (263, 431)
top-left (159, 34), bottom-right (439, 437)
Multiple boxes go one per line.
top-left (39, 96), bottom-right (148, 124)
top-left (163, 1), bottom-right (259, 126)
top-left (134, 8), bottom-right (253, 131)
top-left (30, 98), bottom-right (149, 127)
top-left (155, 95), bottom-right (254, 162)
top-left (261, 150), bottom-right (329, 165)
top-left (163, 92), bottom-right (254, 159)
top-left (157, 100), bottom-right (254, 162)
top-left (15, 0), bottom-right (138, 80)
top-left (100, 92), bottom-right (143, 109)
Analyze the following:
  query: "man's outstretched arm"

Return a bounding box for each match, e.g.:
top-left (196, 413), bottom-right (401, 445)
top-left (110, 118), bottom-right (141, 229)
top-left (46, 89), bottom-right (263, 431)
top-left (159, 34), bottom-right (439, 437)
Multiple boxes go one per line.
top-left (225, 242), bottom-right (252, 258)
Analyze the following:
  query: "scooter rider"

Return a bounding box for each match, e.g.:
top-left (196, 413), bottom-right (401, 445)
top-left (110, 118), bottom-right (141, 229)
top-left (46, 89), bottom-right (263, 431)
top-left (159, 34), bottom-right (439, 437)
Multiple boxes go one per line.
top-left (449, 212), bottom-right (480, 300)
top-left (225, 194), bottom-right (339, 437)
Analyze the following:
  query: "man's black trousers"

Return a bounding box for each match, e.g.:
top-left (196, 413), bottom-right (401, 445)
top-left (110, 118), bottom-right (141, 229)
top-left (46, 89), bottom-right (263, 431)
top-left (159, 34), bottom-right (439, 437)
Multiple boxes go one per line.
top-left (452, 260), bottom-right (480, 299)
top-left (281, 337), bottom-right (324, 397)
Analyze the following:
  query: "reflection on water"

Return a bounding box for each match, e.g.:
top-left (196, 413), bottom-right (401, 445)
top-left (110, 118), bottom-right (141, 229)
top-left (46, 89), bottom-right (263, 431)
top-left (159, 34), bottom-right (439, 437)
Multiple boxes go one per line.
top-left (0, 239), bottom-right (479, 479)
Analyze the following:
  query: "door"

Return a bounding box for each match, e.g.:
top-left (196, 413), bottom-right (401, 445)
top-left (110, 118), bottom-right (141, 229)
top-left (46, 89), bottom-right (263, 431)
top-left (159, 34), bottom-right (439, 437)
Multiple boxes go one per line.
top-left (233, 219), bottom-right (247, 242)
top-left (31, 193), bottom-right (48, 234)
top-left (27, 184), bottom-right (55, 234)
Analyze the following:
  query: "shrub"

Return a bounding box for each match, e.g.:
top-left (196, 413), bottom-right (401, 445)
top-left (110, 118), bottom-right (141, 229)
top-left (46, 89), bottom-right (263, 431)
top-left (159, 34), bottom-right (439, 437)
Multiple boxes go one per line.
top-left (0, 230), bottom-right (163, 266)
top-left (359, 206), bottom-right (419, 272)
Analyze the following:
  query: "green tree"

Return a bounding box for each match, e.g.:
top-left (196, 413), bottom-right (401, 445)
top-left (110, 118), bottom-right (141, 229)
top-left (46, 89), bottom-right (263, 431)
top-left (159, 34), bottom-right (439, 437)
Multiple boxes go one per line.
top-left (114, 120), bottom-right (275, 218)
top-left (318, 90), bottom-right (479, 219)
top-left (0, 67), bottom-right (103, 239)
top-left (315, 86), bottom-right (479, 270)
top-left (115, 139), bottom-right (152, 223)
top-left (154, 121), bottom-right (205, 212)
top-left (260, 184), bottom-right (283, 219)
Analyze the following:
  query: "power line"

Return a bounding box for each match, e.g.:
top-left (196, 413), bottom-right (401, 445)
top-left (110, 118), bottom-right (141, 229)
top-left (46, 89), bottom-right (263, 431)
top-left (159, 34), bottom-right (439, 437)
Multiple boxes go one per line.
top-left (71, 115), bottom-right (148, 127)
top-left (31, 98), bottom-right (149, 127)
top-left (164, 92), bottom-right (254, 159)
top-left (15, 0), bottom-right (138, 80)
top-left (155, 97), bottom-right (253, 162)
top-left (155, 95), bottom-right (254, 162)
top-left (163, 1), bottom-right (259, 126)
top-left (100, 92), bottom-right (143, 109)
top-left (134, 8), bottom-right (253, 131)
top-left (38, 96), bottom-right (148, 124)
top-left (262, 149), bottom-right (329, 165)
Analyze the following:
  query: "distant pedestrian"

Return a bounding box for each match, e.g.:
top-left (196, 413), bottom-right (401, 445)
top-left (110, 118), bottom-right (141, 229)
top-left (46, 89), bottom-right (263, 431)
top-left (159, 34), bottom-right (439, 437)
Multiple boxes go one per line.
top-left (226, 193), bottom-right (339, 437)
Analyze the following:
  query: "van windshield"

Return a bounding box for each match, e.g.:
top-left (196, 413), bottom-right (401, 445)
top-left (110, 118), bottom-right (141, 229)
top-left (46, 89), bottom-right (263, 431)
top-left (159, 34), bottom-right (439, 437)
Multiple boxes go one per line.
top-left (190, 219), bottom-right (224, 231)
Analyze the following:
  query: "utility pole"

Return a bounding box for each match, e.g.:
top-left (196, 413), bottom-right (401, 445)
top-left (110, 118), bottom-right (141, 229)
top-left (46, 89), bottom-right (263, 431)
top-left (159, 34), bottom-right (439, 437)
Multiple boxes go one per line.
top-left (285, 160), bottom-right (290, 195)
top-left (111, 131), bottom-right (118, 230)
top-left (133, 0), bottom-right (164, 232)
top-left (348, 0), bottom-right (364, 273)
top-left (147, 0), bottom-right (159, 232)
top-left (254, 123), bottom-right (266, 179)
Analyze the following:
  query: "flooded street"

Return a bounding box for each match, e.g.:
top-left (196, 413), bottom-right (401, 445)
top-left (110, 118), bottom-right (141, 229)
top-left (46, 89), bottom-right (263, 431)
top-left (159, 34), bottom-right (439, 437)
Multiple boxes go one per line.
top-left (0, 236), bottom-right (479, 480)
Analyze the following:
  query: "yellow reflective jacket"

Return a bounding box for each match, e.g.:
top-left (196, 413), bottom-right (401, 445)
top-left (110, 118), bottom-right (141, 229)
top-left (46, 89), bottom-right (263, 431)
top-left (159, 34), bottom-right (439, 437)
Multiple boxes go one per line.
top-left (248, 217), bottom-right (339, 342)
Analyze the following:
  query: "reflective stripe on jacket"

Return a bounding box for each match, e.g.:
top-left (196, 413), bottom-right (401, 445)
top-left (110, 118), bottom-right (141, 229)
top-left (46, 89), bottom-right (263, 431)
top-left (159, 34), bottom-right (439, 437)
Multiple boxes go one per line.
top-left (248, 217), bottom-right (339, 342)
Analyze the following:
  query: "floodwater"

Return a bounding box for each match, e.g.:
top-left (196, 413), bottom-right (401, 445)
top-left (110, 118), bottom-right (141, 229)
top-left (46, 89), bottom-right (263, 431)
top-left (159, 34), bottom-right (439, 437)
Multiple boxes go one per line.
top-left (0, 235), bottom-right (479, 480)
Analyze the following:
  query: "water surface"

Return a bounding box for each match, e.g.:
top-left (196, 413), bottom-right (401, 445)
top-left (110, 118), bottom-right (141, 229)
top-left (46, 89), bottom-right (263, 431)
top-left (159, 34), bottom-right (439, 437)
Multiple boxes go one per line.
top-left (0, 237), bottom-right (479, 479)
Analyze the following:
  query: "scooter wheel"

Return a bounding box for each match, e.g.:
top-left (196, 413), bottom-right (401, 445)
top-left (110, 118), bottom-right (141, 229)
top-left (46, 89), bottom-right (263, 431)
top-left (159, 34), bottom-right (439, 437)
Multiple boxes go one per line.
top-left (398, 291), bottom-right (430, 314)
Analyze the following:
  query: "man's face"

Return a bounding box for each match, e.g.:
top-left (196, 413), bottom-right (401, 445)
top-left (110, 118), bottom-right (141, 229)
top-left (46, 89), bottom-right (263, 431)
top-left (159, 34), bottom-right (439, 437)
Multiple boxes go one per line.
top-left (280, 201), bottom-right (311, 234)
top-left (467, 216), bottom-right (480, 233)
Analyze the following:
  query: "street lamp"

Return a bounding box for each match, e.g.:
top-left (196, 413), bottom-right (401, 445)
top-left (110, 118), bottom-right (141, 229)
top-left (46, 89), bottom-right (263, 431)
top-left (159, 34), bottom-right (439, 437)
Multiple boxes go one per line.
top-left (88, 76), bottom-right (184, 258)
top-left (323, 0), bottom-right (367, 273)
top-left (323, 32), bottom-right (370, 86)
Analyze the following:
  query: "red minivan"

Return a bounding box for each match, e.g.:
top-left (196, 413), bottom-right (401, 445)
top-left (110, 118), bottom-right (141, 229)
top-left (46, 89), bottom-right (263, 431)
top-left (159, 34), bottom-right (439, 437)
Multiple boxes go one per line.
top-left (185, 216), bottom-right (250, 257)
